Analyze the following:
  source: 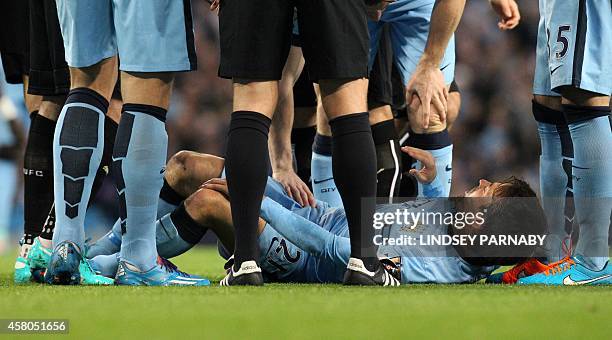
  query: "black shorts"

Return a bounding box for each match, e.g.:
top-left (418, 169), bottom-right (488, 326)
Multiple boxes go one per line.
top-left (27, 0), bottom-right (70, 96)
top-left (368, 25), bottom-right (406, 112)
top-left (219, 0), bottom-right (369, 82)
top-left (0, 1), bottom-right (30, 84)
top-left (293, 64), bottom-right (316, 108)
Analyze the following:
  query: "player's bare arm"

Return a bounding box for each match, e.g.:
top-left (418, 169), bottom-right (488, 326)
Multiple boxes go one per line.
top-left (407, 0), bottom-right (466, 130)
top-left (489, 0), bottom-right (521, 30)
top-left (269, 47), bottom-right (316, 208)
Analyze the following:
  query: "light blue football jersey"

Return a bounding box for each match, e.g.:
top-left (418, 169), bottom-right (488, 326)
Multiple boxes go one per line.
top-left (259, 182), bottom-right (497, 284)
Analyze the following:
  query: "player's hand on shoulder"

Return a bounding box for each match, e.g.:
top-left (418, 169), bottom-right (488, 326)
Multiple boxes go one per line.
top-left (406, 64), bottom-right (448, 130)
top-left (489, 0), bottom-right (521, 30)
top-left (273, 169), bottom-right (316, 208)
top-left (401, 146), bottom-right (437, 184)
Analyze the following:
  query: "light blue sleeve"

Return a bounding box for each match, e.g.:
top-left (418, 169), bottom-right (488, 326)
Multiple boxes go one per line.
top-left (421, 176), bottom-right (446, 198)
top-left (419, 145), bottom-right (453, 198)
top-left (260, 197), bottom-right (351, 263)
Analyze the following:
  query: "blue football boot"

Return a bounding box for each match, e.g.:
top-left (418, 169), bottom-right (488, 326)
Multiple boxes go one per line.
top-left (518, 256), bottom-right (612, 286)
top-left (115, 256), bottom-right (210, 286)
top-left (44, 241), bottom-right (82, 285)
top-left (29, 238), bottom-right (52, 271)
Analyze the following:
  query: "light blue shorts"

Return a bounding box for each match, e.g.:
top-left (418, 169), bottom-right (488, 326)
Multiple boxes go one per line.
top-left (258, 224), bottom-right (307, 282)
top-left (533, 0), bottom-right (612, 96)
top-left (368, 0), bottom-right (455, 85)
top-left (55, 0), bottom-right (196, 72)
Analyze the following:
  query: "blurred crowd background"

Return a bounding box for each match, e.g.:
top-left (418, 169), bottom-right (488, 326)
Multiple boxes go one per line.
top-left (0, 1), bottom-right (542, 246)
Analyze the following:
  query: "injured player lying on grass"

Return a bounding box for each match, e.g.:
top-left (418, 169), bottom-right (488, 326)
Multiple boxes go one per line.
top-left (86, 143), bottom-right (548, 285)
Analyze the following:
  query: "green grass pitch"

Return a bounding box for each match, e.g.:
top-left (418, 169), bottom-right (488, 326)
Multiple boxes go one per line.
top-left (1, 247), bottom-right (611, 339)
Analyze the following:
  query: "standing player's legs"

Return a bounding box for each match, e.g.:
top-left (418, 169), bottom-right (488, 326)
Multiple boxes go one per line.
top-left (291, 65), bottom-right (317, 187)
top-left (531, 1), bottom-right (574, 263)
top-left (24, 0), bottom-right (79, 276)
top-left (47, 56), bottom-right (117, 284)
top-left (218, 0), bottom-right (294, 286)
top-left (387, 3), bottom-right (456, 197)
top-left (114, 71), bottom-right (172, 272)
top-left (107, 0), bottom-right (207, 286)
top-left (554, 0), bottom-right (611, 271)
top-left (0, 0), bottom-right (38, 281)
top-left (368, 23), bottom-right (402, 201)
top-left (297, 0), bottom-right (397, 285)
top-left (311, 85), bottom-right (343, 207)
top-left (537, 0), bottom-right (611, 272)
top-left (47, 0), bottom-right (119, 284)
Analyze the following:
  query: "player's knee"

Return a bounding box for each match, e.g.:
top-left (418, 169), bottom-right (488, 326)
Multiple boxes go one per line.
top-left (166, 150), bottom-right (199, 186)
top-left (184, 188), bottom-right (225, 222)
top-left (233, 80), bottom-right (278, 116)
top-left (318, 78), bottom-right (368, 117)
top-left (69, 57), bottom-right (118, 99)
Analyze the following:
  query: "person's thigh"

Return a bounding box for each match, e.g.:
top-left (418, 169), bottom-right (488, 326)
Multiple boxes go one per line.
top-left (543, 0), bottom-right (612, 96)
top-left (387, 2), bottom-right (455, 86)
top-left (112, 0), bottom-right (196, 73)
top-left (297, 0), bottom-right (369, 82)
top-left (218, 0), bottom-right (294, 81)
top-left (55, 0), bottom-right (116, 68)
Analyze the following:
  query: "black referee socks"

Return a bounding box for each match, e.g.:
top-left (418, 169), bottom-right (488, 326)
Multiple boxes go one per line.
top-left (23, 112), bottom-right (57, 242)
top-left (329, 112), bottom-right (379, 270)
top-left (225, 111), bottom-right (272, 268)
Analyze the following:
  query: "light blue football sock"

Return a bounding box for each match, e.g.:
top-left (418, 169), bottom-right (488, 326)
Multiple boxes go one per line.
top-left (311, 134), bottom-right (343, 207)
top-left (114, 104), bottom-right (168, 271)
top-left (407, 130), bottom-right (453, 197)
top-left (532, 101), bottom-right (575, 263)
top-left (418, 145), bottom-right (453, 197)
top-left (52, 88), bottom-right (108, 252)
top-left (565, 106), bottom-right (612, 270)
top-left (537, 121), bottom-right (572, 262)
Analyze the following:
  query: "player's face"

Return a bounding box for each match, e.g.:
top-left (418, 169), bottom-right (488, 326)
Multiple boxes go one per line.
top-left (464, 179), bottom-right (503, 198)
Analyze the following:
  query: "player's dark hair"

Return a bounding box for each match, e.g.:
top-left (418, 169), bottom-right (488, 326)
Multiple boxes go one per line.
top-left (461, 177), bottom-right (548, 267)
